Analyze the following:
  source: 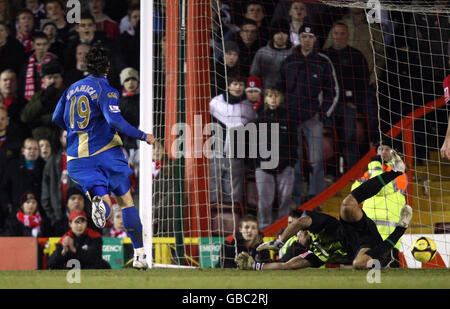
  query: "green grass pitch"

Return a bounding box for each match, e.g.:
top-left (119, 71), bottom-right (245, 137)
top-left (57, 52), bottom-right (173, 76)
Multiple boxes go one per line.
top-left (0, 268), bottom-right (449, 289)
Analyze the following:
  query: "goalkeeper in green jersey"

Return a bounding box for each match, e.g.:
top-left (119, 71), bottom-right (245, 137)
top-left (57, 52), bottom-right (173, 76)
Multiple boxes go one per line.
top-left (236, 150), bottom-right (412, 271)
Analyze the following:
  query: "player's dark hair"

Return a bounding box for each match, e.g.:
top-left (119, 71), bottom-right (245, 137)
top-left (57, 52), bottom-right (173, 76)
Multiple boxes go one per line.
top-left (86, 46), bottom-right (109, 77)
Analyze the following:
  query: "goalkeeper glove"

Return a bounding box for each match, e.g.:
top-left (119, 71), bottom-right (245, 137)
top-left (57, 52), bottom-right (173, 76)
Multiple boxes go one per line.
top-left (256, 238), bottom-right (284, 252)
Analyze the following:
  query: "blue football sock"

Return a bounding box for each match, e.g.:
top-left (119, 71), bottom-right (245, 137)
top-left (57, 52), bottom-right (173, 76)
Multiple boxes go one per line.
top-left (121, 206), bottom-right (143, 249)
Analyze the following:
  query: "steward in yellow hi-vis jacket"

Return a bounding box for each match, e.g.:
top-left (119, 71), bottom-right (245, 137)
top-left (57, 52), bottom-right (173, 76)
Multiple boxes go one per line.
top-left (351, 142), bottom-right (408, 266)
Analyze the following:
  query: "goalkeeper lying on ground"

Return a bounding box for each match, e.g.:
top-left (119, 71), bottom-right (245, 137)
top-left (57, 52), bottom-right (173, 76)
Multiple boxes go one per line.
top-left (235, 150), bottom-right (412, 271)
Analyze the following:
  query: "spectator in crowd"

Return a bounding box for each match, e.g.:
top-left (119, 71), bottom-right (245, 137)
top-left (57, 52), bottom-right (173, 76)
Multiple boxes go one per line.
top-left (0, 21), bottom-right (26, 75)
top-left (209, 73), bottom-right (256, 208)
top-left (323, 8), bottom-right (385, 86)
top-left (15, 8), bottom-right (35, 54)
top-left (0, 137), bottom-right (45, 215)
top-left (210, 0), bottom-right (237, 64)
top-left (21, 32), bottom-right (57, 101)
top-left (25, 0), bottom-right (46, 31)
top-left (0, 106), bottom-right (24, 175)
top-left (63, 12), bottom-right (109, 72)
top-left (21, 60), bottom-right (64, 141)
top-left (106, 204), bottom-right (127, 238)
top-left (41, 129), bottom-right (76, 236)
top-left (242, 1), bottom-right (270, 45)
top-left (47, 209), bottom-right (111, 269)
top-left (277, 24), bottom-right (338, 204)
top-left (250, 18), bottom-right (293, 90)
top-left (254, 87), bottom-right (297, 230)
top-left (119, 2), bottom-right (140, 36)
top-left (323, 22), bottom-right (371, 171)
top-left (216, 214), bottom-right (270, 268)
top-left (244, 75), bottom-right (263, 111)
top-left (287, 0), bottom-right (309, 47)
top-left (44, 0), bottom-right (72, 44)
top-left (235, 18), bottom-right (263, 77)
top-left (2, 191), bottom-right (50, 237)
top-left (64, 42), bottom-right (90, 86)
top-left (351, 139), bottom-right (408, 268)
top-left (38, 137), bottom-right (52, 161)
top-left (119, 67), bottom-right (140, 153)
top-left (0, 107), bottom-right (24, 230)
top-left (117, 14), bottom-right (140, 71)
top-left (88, 0), bottom-right (120, 40)
top-left (211, 40), bottom-right (242, 97)
top-left (41, 19), bottom-right (65, 61)
top-left (0, 0), bottom-right (13, 29)
top-left (271, 0), bottom-right (341, 48)
top-left (0, 69), bottom-right (28, 136)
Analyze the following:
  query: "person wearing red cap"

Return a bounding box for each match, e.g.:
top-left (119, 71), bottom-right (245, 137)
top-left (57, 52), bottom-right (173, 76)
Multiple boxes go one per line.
top-left (245, 75), bottom-right (263, 111)
top-left (48, 209), bottom-right (110, 269)
top-left (440, 74), bottom-right (450, 159)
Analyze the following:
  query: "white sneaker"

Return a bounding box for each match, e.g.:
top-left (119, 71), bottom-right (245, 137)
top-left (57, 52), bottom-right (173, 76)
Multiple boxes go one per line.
top-left (91, 196), bottom-right (106, 228)
top-left (390, 150), bottom-right (406, 173)
top-left (234, 252), bottom-right (255, 270)
top-left (133, 247), bottom-right (148, 270)
top-left (397, 204), bottom-right (413, 228)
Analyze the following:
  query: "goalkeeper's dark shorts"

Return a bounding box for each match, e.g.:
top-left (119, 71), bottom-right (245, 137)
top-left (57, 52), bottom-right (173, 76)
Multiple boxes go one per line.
top-left (340, 211), bottom-right (384, 258)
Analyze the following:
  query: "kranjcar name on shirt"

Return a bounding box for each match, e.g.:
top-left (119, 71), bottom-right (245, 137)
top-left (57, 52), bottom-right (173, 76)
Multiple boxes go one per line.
top-left (66, 84), bottom-right (98, 100)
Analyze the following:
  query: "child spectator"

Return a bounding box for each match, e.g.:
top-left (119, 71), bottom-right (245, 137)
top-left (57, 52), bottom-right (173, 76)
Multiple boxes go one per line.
top-left (215, 214), bottom-right (270, 268)
top-left (250, 19), bottom-right (293, 90)
top-left (245, 75), bottom-right (263, 111)
top-left (211, 40), bottom-right (242, 97)
top-left (254, 87), bottom-right (297, 230)
top-left (2, 191), bottom-right (50, 237)
top-left (48, 209), bottom-right (111, 269)
top-left (38, 137), bottom-right (52, 161)
top-left (108, 205), bottom-right (127, 238)
top-left (119, 67), bottom-right (140, 153)
top-left (209, 73), bottom-right (256, 208)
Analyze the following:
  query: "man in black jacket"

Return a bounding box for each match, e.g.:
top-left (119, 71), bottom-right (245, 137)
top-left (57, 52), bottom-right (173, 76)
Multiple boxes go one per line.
top-left (48, 209), bottom-right (110, 269)
top-left (324, 22), bottom-right (371, 171)
top-left (277, 24), bottom-right (338, 204)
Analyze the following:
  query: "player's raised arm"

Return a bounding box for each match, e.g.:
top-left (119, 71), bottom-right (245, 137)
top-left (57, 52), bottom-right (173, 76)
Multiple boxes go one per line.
top-left (99, 89), bottom-right (154, 145)
top-left (440, 75), bottom-right (450, 159)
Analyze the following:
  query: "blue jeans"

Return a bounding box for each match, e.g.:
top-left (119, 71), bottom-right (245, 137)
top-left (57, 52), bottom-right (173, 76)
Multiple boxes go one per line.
top-left (292, 116), bottom-right (326, 204)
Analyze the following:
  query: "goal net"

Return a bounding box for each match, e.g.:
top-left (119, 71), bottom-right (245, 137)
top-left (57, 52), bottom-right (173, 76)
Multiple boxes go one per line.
top-left (142, 0), bottom-right (450, 269)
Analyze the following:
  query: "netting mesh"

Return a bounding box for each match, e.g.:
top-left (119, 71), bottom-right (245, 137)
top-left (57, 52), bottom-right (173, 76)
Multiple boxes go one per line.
top-left (149, 0), bottom-right (450, 268)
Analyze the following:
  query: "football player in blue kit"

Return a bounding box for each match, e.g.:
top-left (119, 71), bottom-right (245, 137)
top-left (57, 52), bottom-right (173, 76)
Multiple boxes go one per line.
top-left (52, 47), bottom-right (154, 269)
